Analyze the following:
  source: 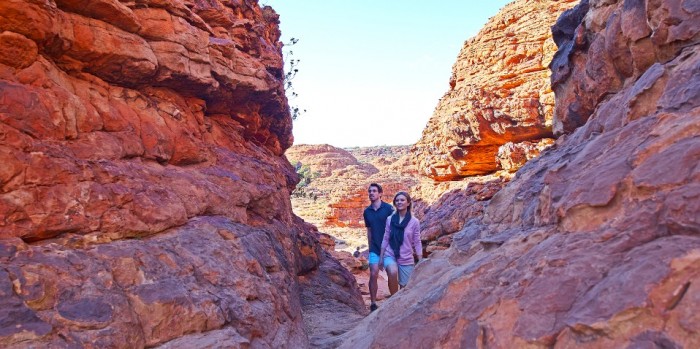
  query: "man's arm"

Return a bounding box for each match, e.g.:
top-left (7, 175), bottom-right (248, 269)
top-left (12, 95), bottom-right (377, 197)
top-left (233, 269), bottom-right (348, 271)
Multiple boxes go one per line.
top-left (364, 211), bottom-right (371, 245)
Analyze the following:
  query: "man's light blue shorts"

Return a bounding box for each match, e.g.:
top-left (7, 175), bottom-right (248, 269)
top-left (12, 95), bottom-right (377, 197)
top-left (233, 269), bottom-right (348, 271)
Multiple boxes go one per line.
top-left (368, 252), bottom-right (380, 265)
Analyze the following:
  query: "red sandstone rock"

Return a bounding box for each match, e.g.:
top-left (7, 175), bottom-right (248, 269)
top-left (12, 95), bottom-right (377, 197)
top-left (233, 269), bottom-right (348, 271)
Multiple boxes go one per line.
top-left (413, 0), bottom-right (578, 180)
top-left (414, 178), bottom-right (507, 253)
top-left (286, 144), bottom-right (376, 178)
top-left (497, 138), bottom-right (555, 173)
top-left (0, 31), bottom-right (38, 69)
top-left (340, 0), bottom-right (700, 347)
top-left (0, 1), bottom-right (363, 347)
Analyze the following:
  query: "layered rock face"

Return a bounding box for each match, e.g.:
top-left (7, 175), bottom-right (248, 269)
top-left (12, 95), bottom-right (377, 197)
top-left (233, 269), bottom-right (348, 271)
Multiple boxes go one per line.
top-left (413, 177), bottom-right (506, 254)
top-left (286, 144), bottom-right (377, 178)
top-left (342, 0), bottom-right (700, 347)
top-left (413, 0), bottom-right (578, 180)
top-left (0, 0), bottom-right (363, 347)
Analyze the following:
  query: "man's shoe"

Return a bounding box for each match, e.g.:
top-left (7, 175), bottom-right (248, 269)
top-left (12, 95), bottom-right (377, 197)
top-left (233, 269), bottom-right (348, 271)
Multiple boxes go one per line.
top-left (370, 303), bottom-right (378, 312)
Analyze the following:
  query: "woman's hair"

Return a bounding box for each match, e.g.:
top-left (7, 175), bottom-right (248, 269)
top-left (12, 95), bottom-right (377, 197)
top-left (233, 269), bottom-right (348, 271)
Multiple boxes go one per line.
top-left (393, 191), bottom-right (412, 213)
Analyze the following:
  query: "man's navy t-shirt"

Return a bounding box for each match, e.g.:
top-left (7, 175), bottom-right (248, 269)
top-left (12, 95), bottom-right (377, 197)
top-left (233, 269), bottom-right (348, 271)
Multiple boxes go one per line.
top-left (363, 202), bottom-right (394, 254)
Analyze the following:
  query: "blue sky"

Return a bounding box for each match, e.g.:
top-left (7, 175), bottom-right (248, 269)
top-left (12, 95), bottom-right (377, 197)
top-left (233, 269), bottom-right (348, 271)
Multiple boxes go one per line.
top-left (264, 1), bottom-right (513, 147)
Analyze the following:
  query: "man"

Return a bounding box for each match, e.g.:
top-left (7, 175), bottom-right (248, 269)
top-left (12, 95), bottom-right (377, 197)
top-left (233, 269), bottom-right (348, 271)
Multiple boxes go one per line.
top-left (362, 183), bottom-right (394, 312)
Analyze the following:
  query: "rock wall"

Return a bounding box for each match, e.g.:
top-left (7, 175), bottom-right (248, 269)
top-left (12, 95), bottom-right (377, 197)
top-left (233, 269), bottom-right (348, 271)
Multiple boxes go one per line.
top-left (0, 0), bottom-right (363, 347)
top-left (413, 0), bottom-right (578, 180)
top-left (341, 0), bottom-right (700, 347)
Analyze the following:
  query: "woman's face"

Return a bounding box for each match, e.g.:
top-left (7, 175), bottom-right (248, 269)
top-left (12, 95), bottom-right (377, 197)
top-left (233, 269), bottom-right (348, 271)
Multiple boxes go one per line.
top-left (394, 194), bottom-right (409, 211)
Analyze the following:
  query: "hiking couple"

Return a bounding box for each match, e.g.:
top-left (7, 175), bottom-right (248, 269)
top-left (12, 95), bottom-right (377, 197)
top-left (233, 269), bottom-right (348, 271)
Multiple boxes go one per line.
top-left (363, 183), bottom-right (422, 312)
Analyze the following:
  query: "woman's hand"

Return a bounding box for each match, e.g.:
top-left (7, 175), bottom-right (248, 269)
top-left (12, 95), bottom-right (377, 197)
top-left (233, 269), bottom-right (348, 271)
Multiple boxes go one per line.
top-left (379, 254), bottom-right (384, 270)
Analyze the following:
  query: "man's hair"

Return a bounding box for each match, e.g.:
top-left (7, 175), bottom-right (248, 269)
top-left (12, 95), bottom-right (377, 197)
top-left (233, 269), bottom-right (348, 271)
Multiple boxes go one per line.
top-left (368, 183), bottom-right (383, 193)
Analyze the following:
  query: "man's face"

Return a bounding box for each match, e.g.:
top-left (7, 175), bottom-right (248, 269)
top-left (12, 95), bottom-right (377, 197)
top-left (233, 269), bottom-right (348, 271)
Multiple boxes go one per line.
top-left (368, 186), bottom-right (381, 202)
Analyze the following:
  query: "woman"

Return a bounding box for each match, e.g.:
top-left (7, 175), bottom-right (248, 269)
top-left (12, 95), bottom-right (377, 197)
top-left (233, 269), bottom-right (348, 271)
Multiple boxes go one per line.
top-left (379, 191), bottom-right (422, 294)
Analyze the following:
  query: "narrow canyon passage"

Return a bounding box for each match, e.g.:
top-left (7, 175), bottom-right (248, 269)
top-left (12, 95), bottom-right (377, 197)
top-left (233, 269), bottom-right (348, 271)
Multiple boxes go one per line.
top-left (285, 144), bottom-right (530, 346)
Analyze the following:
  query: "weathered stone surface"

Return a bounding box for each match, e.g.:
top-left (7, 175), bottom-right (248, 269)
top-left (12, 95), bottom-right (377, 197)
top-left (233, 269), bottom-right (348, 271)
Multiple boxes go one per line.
top-left (0, 268), bottom-right (53, 345)
top-left (0, 0), bottom-right (364, 347)
top-left (413, 178), bottom-right (507, 254)
top-left (340, 0), bottom-right (700, 347)
top-left (551, 0), bottom-right (700, 134)
top-left (0, 31), bottom-right (38, 69)
top-left (413, 0), bottom-right (578, 180)
top-left (0, 0), bottom-right (292, 242)
top-left (496, 138), bottom-right (554, 173)
top-left (286, 144), bottom-right (376, 178)
top-left (1, 218), bottom-right (311, 347)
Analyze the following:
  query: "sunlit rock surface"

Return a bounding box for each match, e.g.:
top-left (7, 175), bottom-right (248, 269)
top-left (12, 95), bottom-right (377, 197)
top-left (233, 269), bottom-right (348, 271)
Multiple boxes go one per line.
top-left (413, 0), bottom-right (578, 180)
top-left (341, 0), bottom-right (700, 347)
top-left (0, 0), bottom-right (363, 347)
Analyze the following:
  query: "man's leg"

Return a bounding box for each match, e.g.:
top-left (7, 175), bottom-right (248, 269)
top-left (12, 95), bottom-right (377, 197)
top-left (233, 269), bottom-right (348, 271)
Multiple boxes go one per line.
top-left (368, 252), bottom-right (380, 311)
top-left (369, 263), bottom-right (379, 304)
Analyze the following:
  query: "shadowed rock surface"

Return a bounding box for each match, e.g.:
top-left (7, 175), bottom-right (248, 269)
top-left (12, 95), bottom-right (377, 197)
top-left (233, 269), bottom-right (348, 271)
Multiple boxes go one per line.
top-left (341, 0), bottom-right (700, 347)
top-left (0, 0), bottom-right (364, 347)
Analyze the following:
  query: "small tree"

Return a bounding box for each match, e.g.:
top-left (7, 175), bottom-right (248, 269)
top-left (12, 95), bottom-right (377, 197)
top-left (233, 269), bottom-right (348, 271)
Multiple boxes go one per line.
top-left (292, 163), bottom-right (320, 197)
top-left (283, 38), bottom-right (306, 120)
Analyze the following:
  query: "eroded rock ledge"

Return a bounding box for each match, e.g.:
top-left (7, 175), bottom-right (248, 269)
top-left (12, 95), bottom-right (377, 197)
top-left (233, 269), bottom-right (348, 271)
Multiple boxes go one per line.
top-left (413, 0), bottom-right (578, 180)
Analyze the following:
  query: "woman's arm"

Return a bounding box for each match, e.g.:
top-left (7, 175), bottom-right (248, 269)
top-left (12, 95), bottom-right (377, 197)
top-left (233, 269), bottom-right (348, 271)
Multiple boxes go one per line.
top-left (379, 216), bottom-right (391, 269)
top-left (412, 218), bottom-right (422, 261)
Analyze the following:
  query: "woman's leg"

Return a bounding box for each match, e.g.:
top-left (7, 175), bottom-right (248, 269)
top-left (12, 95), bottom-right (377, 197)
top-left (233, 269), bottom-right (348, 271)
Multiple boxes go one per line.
top-left (397, 264), bottom-right (414, 289)
top-left (384, 256), bottom-right (399, 295)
